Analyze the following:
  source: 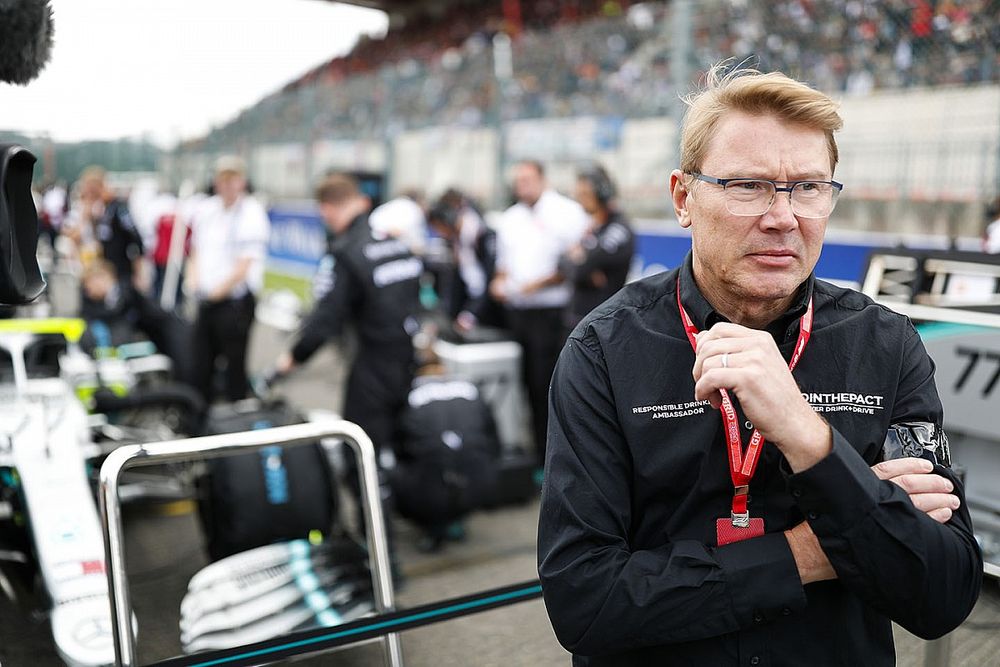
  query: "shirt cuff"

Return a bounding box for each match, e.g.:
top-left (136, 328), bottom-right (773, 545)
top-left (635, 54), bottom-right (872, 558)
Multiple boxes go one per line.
top-left (715, 531), bottom-right (807, 625)
top-left (785, 428), bottom-right (880, 537)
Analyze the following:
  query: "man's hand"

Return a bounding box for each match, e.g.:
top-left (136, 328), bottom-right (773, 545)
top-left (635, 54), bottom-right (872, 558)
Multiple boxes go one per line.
top-left (206, 286), bottom-right (229, 303)
top-left (784, 458), bottom-right (959, 585)
top-left (488, 276), bottom-right (508, 303)
top-left (520, 278), bottom-right (545, 295)
top-left (132, 260), bottom-right (150, 294)
top-left (565, 244), bottom-right (586, 264)
top-left (588, 270), bottom-right (608, 289)
top-left (692, 323), bottom-right (830, 471)
top-left (454, 310), bottom-right (477, 333)
top-left (275, 351), bottom-right (297, 376)
top-left (871, 457), bottom-right (960, 524)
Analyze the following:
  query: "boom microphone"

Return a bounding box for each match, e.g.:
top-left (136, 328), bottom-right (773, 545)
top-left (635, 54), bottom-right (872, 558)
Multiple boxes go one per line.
top-left (0, 0), bottom-right (54, 85)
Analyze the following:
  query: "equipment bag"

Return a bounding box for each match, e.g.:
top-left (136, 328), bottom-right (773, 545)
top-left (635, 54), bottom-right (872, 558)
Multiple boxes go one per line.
top-left (198, 400), bottom-right (337, 561)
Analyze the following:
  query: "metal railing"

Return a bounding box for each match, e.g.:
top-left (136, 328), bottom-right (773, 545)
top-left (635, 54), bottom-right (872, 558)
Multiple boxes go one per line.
top-left (98, 421), bottom-right (403, 667)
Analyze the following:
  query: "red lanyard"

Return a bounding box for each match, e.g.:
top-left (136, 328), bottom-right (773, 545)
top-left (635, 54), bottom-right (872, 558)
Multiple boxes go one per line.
top-left (675, 278), bottom-right (813, 525)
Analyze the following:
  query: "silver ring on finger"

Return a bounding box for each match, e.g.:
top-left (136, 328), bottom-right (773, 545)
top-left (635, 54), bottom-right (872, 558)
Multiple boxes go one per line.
top-left (722, 352), bottom-right (729, 369)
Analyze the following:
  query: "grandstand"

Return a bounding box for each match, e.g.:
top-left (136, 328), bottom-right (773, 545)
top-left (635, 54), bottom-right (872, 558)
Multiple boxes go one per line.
top-left (163, 0), bottom-right (1000, 236)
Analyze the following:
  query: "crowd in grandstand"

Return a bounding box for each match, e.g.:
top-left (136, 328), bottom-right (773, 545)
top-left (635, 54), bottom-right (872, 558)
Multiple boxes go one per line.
top-left (202, 0), bottom-right (1000, 146)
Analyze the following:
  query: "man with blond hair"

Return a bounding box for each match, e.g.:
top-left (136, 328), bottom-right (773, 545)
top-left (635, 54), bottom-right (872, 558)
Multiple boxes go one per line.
top-left (63, 165), bottom-right (144, 287)
top-left (538, 64), bottom-right (982, 665)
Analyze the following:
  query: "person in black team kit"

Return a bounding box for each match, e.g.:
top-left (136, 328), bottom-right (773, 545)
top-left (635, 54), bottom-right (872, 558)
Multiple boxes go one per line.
top-left (79, 259), bottom-right (190, 379)
top-left (276, 173), bottom-right (422, 535)
top-left (390, 347), bottom-right (501, 552)
top-left (538, 63), bottom-right (981, 666)
top-left (560, 166), bottom-right (635, 330)
top-left (426, 189), bottom-right (504, 332)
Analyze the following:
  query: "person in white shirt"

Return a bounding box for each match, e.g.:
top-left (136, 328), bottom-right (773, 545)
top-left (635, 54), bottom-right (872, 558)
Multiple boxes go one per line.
top-left (489, 160), bottom-right (588, 465)
top-left (983, 197), bottom-right (1000, 254)
top-left (369, 190), bottom-right (427, 256)
top-left (40, 181), bottom-right (66, 246)
top-left (186, 156), bottom-right (270, 403)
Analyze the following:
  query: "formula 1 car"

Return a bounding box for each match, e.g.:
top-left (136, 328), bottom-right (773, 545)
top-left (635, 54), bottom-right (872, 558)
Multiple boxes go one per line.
top-left (0, 318), bottom-right (200, 666)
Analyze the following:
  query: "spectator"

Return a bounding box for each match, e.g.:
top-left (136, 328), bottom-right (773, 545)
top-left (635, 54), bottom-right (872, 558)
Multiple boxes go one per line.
top-left (200, 1), bottom-right (1000, 146)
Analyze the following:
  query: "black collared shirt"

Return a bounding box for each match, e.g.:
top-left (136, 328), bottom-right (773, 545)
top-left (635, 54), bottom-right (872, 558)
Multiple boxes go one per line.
top-left (538, 254), bottom-right (982, 667)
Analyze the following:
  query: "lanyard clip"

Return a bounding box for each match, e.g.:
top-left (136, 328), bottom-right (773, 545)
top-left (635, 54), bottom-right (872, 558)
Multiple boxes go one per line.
top-left (731, 485), bottom-right (750, 527)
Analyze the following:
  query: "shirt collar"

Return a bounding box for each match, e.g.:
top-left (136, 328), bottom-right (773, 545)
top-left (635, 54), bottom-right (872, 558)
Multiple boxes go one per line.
top-left (330, 213), bottom-right (369, 249)
top-left (677, 252), bottom-right (814, 342)
top-left (524, 189), bottom-right (554, 212)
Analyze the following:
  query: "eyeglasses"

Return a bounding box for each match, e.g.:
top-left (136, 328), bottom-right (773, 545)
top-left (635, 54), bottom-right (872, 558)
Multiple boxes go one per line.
top-left (687, 173), bottom-right (843, 219)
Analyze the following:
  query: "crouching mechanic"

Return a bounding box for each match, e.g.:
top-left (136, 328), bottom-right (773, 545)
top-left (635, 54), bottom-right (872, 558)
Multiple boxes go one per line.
top-left (537, 64), bottom-right (982, 666)
top-left (276, 174), bottom-right (422, 532)
top-left (390, 348), bottom-right (501, 552)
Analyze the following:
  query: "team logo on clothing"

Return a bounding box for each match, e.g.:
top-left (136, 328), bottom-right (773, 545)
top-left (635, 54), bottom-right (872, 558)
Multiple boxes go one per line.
top-left (363, 239), bottom-right (408, 261)
top-left (632, 400), bottom-right (710, 420)
top-left (373, 257), bottom-right (423, 287)
top-left (802, 391), bottom-right (885, 415)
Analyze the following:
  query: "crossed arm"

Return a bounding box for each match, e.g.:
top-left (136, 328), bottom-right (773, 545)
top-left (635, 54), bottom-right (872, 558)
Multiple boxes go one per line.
top-left (691, 324), bottom-right (963, 583)
top-left (539, 327), bottom-right (982, 656)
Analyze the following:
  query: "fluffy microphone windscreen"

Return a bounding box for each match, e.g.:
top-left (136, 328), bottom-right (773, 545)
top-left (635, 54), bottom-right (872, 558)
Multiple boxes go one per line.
top-left (0, 0), bottom-right (54, 85)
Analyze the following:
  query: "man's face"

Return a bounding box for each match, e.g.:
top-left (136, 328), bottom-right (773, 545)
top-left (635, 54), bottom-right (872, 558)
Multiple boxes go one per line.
top-left (319, 200), bottom-right (351, 235)
top-left (80, 175), bottom-right (104, 202)
top-left (429, 219), bottom-right (457, 243)
top-left (513, 164), bottom-right (545, 206)
top-left (574, 178), bottom-right (600, 215)
top-left (673, 111), bottom-right (831, 305)
top-left (82, 270), bottom-right (115, 301)
top-left (214, 172), bottom-right (246, 205)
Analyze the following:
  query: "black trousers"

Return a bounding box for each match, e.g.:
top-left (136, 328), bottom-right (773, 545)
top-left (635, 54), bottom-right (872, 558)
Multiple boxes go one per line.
top-left (506, 306), bottom-right (567, 466)
top-left (342, 345), bottom-right (414, 457)
top-left (190, 293), bottom-right (255, 404)
top-left (342, 345), bottom-right (414, 546)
